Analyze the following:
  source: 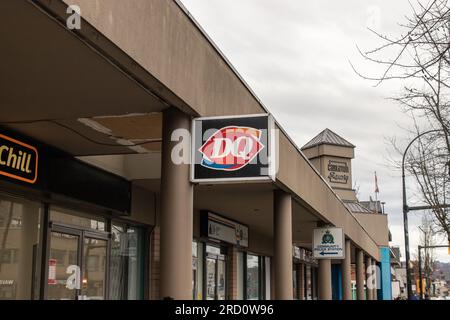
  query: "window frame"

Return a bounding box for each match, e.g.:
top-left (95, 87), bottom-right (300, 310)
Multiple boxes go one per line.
top-left (0, 189), bottom-right (149, 300)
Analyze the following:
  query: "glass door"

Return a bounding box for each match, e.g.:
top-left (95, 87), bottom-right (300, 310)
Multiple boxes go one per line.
top-left (46, 226), bottom-right (108, 300)
top-left (306, 265), bottom-right (312, 300)
top-left (204, 246), bottom-right (227, 300)
top-left (217, 260), bottom-right (226, 300)
top-left (205, 257), bottom-right (216, 300)
top-left (80, 235), bottom-right (107, 300)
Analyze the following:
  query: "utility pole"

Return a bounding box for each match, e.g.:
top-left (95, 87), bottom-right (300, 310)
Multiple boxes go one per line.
top-left (417, 245), bottom-right (449, 300)
top-left (401, 129), bottom-right (450, 299)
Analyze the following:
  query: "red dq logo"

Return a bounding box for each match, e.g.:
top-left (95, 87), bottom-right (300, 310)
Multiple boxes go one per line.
top-left (199, 126), bottom-right (264, 171)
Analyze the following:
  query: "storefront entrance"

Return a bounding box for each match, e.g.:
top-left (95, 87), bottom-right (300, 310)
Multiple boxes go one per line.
top-left (0, 131), bottom-right (148, 300)
top-left (205, 245), bottom-right (226, 300)
top-left (47, 225), bottom-right (108, 300)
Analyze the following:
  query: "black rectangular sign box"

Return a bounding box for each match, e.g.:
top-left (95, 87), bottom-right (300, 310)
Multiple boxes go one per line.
top-left (191, 114), bottom-right (276, 183)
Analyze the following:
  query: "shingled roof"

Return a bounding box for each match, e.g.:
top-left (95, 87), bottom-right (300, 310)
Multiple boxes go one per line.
top-left (301, 128), bottom-right (355, 150)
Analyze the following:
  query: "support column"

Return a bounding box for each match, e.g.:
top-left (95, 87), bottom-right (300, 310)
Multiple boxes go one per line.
top-left (273, 190), bottom-right (293, 300)
top-left (311, 267), bottom-right (318, 300)
top-left (160, 107), bottom-right (193, 300)
top-left (366, 256), bottom-right (373, 300)
top-left (318, 259), bottom-right (332, 300)
top-left (341, 239), bottom-right (352, 300)
top-left (356, 248), bottom-right (365, 300)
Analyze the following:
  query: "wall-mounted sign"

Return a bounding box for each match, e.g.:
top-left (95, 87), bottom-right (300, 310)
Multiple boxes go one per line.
top-left (327, 160), bottom-right (349, 184)
top-left (0, 133), bottom-right (38, 184)
top-left (313, 227), bottom-right (345, 259)
top-left (293, 246), bottom-right (317, 264)
top-left (201, 211), bottom-right (248, 248)
top-left (191, 114), bottom-right (276, 183)
top-left (48, 259), bottom-right (57, 285)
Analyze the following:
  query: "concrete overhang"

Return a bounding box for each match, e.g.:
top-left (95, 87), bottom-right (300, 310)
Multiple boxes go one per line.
top-left (0, 0), bottom-right (168, 156)
top-left (2, 0), bottom-right (383, 260)
top-left (130, 180), bottom-right (321, 257)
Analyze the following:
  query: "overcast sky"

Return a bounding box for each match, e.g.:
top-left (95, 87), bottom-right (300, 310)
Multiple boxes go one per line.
top-left (180, 0), bottom-right (450, 262)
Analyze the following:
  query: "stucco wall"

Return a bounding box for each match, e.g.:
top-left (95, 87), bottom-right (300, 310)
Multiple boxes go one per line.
top-left (192, 209), bottom-right (273, 256)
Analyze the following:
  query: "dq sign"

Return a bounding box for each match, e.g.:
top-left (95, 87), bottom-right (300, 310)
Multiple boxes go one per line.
top-left (192, 114), bottom-right (276, 183)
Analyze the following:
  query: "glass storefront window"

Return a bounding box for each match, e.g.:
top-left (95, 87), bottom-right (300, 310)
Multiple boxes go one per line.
top-left (82, 237), bottom-right (107, 300)
top-left (47, 231), bottom-right (80, 300)
top-left (313, 267), bottom-right (319, 300)
top-left (50, 207), bottom-right (106, 232)
top-left (217, 260), bottom-right (226, 300)
top-left (0, 194), bottom-right (42, 300)
top-left (264, 257), bottom-right (270, 299)
top-left (206, 257), bottom-right (216, 300)
top-left (0, 188), bottom-right (148, 301)
top-left (237, 252), bottom-right (244, 300)
top-left (109, 224), bottom-right (145, 300)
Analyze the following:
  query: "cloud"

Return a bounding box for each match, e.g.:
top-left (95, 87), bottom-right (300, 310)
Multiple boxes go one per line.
top-left (180, 0), bottom-right (449, 262)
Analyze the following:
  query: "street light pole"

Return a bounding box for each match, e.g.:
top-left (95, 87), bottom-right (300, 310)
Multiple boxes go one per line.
top-left (401, 129), bottom-right (441, 300)
top-left (418, 245), bottom-right (423, 300)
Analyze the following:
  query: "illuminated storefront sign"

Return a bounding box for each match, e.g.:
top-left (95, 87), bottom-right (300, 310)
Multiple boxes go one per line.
top-left (327, 160), bottom-right (349, 184)
top-left (201, 211), bottom-right (249, 248)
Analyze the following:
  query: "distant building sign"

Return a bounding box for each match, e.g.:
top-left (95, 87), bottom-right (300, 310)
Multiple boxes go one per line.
top-left (293, 246), bottom-right (317, 264)
top-left (191, 114), bottom-right (276, 183)
top-left (313, 227), bottom-right (345, 259)
top-left (293, 246), bottom-right (301, 259)
top-left (327, 160), bottom-right (349, 184)
top-left (201, 211), bottom-right (248, 248)
top-left (0, 133), bottom-right (38, 184)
